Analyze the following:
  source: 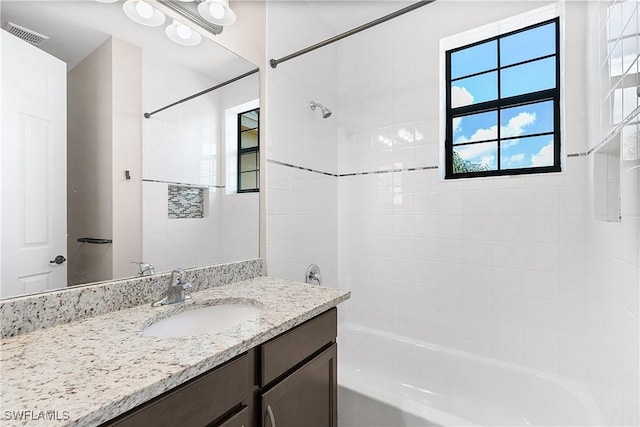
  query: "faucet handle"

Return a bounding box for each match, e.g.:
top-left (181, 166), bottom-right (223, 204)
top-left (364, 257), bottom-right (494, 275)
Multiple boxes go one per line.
top-left (171, 268), bottom-right (186, 285)
top-left (131, 261), bottom-right (155, 276)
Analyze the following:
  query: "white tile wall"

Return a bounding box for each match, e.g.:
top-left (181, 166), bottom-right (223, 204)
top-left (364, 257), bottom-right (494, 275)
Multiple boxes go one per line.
top-left (334, 1), bottom-right (595, 379)
top-left (265, 0), bottom-right (340, 284)
top-left (266, 163), bottom-right (338, 284)
top-left (141, 52), bottom-right (259, 272)
top-left (586, 1), bottom-right (640, 425)
top-left (265, 1), bottom-right (639, 424)
top-left (142, 52), bottom-right (220, 187)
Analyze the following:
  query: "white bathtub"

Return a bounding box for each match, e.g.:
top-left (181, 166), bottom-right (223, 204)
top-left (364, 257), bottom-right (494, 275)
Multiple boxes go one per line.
top-left (338, 324), bottom-right (603, 426)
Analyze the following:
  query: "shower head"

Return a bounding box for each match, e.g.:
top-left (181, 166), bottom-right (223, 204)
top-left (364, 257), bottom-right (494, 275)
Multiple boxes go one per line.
top-left (310, 101), bottom-right (332, 118)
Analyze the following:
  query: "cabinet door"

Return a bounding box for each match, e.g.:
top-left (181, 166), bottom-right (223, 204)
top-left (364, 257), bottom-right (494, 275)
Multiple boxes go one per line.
top-left (261, 344), bottom-right (337, 427)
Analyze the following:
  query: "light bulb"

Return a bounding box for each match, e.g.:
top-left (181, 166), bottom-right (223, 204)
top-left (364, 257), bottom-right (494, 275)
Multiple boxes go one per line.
top-left (208, 2), bottom-right (225, 19)
top-left (135, 1), bottom-right (154, 19)
top-left (176, 24), bottom-right (192, 40)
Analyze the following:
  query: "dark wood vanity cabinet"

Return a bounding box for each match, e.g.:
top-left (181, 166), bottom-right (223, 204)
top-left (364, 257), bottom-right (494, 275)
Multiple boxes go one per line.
top-left (101, 308), bottom-right (337, 427)
top-left (103, 353), bottom-right (251, 427)
top-left (217, 406), bottom-right (250, 427)
top-left (260, 344), bottom-right (337, 427)
top-left (258, 308), bottom-right (337, 427)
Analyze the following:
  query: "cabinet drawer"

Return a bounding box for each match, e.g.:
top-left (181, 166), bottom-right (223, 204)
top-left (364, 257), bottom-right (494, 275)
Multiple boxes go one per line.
top-left (216, 406), bottom-right (249, 427)
top-left (260, 308), bottom-right (336, 387)
top-left (106, 354), bottom-right (249, 427)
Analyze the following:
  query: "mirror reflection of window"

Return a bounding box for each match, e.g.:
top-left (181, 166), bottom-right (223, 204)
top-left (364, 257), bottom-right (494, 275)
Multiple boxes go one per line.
top-left (238, 108), bottom-right (260, 192)
top-left (0, 1), bottom-right (260, 298)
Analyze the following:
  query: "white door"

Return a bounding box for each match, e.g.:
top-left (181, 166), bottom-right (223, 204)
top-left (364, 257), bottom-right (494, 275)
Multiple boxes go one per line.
top-left (1, 30), bottom-right (67, 298)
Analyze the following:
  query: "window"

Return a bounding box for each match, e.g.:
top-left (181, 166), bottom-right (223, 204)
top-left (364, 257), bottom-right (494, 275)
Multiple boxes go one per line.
top-left (237, 108), bottom-right (259, 192)
top-left (445, 18), bottom-right (561, 178)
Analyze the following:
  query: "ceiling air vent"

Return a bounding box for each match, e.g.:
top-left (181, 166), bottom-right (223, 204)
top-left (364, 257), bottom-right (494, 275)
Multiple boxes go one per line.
top-left (4, 22), bottom-right (49, 46)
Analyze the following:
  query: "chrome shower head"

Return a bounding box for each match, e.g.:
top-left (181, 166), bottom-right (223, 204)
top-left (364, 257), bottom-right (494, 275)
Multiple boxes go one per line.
top-left (310, 101), bottom-right (332, 118)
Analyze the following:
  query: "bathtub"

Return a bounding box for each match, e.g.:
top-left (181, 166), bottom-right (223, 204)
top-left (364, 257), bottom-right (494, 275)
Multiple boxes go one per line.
top-left (337, 324), bottom-right (603, 426)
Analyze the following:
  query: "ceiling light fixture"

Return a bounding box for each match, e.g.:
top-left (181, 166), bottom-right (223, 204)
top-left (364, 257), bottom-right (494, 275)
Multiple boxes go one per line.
top-left (122, 0), bottom-right (166, 27)
top-left (165, 19), bottom-right (202, 46)
top-left (197, 0), bottom-right (236, 26)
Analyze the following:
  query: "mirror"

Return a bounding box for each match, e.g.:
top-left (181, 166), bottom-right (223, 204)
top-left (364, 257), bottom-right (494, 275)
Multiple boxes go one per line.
top-left (0, 0), bottom-right (260, 299)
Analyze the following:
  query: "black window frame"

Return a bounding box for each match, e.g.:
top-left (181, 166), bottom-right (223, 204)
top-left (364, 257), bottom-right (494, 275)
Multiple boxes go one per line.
top-left (445, 17), bottom-right (561, 179)
top-left (237, 107), bottom-right (260, 193)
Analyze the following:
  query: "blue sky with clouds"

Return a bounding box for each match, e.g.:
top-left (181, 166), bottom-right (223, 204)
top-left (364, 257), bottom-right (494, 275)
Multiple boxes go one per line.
top-left (450, 22), bottom-right (557, 171)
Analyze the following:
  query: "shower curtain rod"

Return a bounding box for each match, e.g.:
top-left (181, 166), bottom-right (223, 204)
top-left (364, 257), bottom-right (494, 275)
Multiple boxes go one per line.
top-left (269, 0), bottom-right (436, 69)
top-left (144, 68), bottom-right (259, 119)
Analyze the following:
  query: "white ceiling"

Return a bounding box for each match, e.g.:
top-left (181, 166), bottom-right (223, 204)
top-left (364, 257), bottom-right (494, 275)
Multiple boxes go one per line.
top-left (0, 0), bottom-right (256, 83)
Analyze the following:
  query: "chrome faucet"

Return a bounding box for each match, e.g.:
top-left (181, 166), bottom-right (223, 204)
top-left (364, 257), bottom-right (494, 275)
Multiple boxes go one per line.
top-left (151, 268), bottom-right (192, 307)
top-left (132, 261), bottom-right (155, 276)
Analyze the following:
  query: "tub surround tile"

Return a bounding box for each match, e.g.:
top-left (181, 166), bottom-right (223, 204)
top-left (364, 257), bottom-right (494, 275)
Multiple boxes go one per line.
top-left (0, 259), bottom-right (263, 338)
top-left (0, 276), bottom-right (350, 427)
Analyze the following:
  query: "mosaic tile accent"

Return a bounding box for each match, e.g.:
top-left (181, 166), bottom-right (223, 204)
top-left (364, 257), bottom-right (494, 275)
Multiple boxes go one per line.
top-left (0, 258), bottom-right (264, 338)
top-left (168, 185), bottom-right (205, 219)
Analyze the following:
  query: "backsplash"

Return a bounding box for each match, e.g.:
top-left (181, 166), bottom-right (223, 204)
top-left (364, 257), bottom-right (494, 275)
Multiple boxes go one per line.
top-left (0, 258), bottom-right (263, 338)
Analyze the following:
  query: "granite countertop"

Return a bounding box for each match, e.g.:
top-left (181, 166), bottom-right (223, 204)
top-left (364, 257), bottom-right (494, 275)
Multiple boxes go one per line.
top-left (0, 277), bottom-right (350, 427)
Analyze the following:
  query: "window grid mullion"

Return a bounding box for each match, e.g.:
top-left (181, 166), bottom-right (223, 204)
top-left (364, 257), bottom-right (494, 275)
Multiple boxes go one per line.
top-left (237, 108), bottom-right (260, 193)
top-left (451, 131), bottom-right (555, 149)
top-left (554, 18), bottom-right (561, 169)
top-left (446, 50), bottom-right (454, 178)
top-left (450, 53), bottom-right (557, 83)
top-left (497, 37), bottom-right (502, 171)
top-left (445, 17), bottom-right (560, 179)
top-left (450, 88), bottom-right (557, 116)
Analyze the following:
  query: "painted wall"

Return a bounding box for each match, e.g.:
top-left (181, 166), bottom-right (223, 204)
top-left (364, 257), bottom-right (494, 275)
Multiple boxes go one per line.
top-left (209, 0), bottom-right (266, 68)
top-left (111, 37), bottom-right (143, 280)
top-left (67, 39), bottom-right (114, 285)
top-left (67, 37), bottom-right (142, 285)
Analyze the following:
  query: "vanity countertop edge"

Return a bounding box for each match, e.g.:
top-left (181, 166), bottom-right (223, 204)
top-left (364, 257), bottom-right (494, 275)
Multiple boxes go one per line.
top-left (0, 276), bottom-right (351, 427)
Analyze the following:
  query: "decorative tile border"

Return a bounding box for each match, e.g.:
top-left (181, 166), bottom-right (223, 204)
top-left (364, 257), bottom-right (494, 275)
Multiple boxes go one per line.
top-left (266, 159), bottom-right (338, 177)
top-left (269, 151), bottom-right (592, 178)
top-left (340, 165), bottom-right (439, 177)
top-left (142, 178), bottom-right (225, 189)
top-left (0, 258), bottom-right (263, 338)
top-left (267, 159), bottom-right (439, 178)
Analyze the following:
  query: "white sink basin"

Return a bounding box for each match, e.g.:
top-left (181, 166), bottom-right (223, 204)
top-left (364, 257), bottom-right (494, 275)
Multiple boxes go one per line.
top-left (143, 303), bottom-right (262, 338)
